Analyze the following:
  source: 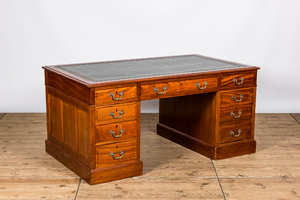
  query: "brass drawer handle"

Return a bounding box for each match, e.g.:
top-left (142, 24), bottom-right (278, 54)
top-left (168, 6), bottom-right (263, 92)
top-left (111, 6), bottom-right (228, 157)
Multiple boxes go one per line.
top-left (230, 129), bottom-right (241, 137)
top-left (109, 91), bottom-right (124, 101)
top-left (110, 150), bottom-right (124, 160)
top-left (233, 77), bottom-right (244, 85)
top-left (109, 110), bottom-right (124, 119)
top-left (230, 110), bottom-right (242, 119)
top-left (109, 128), bottom-right (124, 138)
top-left (154, 86), bottom-right (168, 95)
top-left (195, 81), bottom-right (208, 90)
top-left (232, 94), bottom-right (243, 102)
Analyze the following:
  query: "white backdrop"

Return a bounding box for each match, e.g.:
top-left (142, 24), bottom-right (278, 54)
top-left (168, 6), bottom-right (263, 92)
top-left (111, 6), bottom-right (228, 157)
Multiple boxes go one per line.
top-left (1, 0), bottom-right (300, 113)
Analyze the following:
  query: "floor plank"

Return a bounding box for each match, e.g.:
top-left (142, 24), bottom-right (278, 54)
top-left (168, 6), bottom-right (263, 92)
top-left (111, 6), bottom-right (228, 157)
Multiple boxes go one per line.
top-left (77, 178), bottom-right (224, 200)
top-left (0, 113), bottom-right (5, 120)
top-left (140, 125), bottom-right (216, 177)
top-left (0, 113), bottom-right (46, 124)
top-left (291, 113), bottom-right (300, 123)
top-left (1, 113), bottom-right (300, 199)
top-left (0, 178), bottom-right (79, 200)
top-left (220, 178), bottom-right (300, 200)
top-left (0, 119), bottom-right (79, 178)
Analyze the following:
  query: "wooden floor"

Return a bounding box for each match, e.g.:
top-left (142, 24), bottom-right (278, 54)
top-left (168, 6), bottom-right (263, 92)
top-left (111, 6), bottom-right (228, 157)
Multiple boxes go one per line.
top-left (0, 113), bottom-right (300, 200)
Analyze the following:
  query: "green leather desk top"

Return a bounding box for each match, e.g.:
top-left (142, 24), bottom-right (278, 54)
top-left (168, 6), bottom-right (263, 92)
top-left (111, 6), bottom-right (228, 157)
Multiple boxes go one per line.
top-left (48, 54), bottom-right (255, 83)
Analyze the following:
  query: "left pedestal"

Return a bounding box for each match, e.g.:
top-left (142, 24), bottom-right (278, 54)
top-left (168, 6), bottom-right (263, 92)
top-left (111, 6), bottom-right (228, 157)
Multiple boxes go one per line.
top-left (45, 82), bottom-right (143, 185)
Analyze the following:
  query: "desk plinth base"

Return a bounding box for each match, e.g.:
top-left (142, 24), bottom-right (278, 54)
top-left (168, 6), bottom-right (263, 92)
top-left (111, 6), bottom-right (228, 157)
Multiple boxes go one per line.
top-left (157, 123), bottom-right (256, 160)
top-left (45, 140), bottom-right (143, 185)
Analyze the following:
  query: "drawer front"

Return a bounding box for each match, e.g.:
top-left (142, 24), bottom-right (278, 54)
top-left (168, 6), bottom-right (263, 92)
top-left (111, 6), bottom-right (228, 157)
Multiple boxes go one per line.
top-left (221, 72), bottom-right (255, 88)
top-left (220, 104), bottom-right (252, 125)
top-left (220, 88), bottom-right (253, 106)
top-left (96, 121), bottom-right (137, 143)
top-left (219, 122), bottom-right (251, 144)
top-left (141, 76), bottom-right (218, 99)
top-left (96, 140), bottom-right (137, 168)
top-left (95, 86), bottom-right (137, 104)
top-left (96, 103), bottom-right (137, 124)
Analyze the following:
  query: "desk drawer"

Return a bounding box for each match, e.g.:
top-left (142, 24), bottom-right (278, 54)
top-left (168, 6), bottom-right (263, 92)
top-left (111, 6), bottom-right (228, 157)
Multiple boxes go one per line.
top-left (220, 88), bottom-right (253, 106)
top-left (96, 121), bottom-right (137, 143)
top-left (141, 76), bottom-right (218, 99)
top-left (220, 104), bottom-right (252, 125)
top-left (219, 122), bottom-right (251, 144)
top-left (96, 103), bottom-right (137, 124)
top-left (221, 72), bottom-right (255, 88)
top-left (95, 86), bottom-right (137, 104)
top-left (96, 140), bottom-right (137, 168)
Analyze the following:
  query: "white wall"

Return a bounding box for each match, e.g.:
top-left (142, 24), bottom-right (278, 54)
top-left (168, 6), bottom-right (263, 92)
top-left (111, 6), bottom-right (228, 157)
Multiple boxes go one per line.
top-left (1, 0), bottom-right (300, 113)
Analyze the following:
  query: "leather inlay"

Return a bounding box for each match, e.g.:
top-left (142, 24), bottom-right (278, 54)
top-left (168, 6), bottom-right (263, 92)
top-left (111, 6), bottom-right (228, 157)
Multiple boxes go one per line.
top-left (54, 55), bottom-right (246, 83)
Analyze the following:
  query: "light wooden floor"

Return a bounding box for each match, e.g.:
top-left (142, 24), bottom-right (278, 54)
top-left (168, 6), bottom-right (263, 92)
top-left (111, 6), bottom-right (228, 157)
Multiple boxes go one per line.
top-left (0, 113), bottom-right (300, 200)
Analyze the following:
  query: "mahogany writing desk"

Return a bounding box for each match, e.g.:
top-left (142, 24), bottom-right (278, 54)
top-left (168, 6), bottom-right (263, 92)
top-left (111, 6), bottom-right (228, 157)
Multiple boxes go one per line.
top-left (43, 55), bottom-right (259, 185)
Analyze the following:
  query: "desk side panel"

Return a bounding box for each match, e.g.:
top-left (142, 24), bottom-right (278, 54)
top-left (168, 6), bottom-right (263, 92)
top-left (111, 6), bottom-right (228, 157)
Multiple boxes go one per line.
top-left (45, 86), bottom-right (93, 168)
top-left (45, 70), bottom-right (92, 105)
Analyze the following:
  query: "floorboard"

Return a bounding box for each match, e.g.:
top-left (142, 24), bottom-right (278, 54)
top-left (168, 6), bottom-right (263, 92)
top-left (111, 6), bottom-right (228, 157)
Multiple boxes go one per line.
top-left (0, 178), bottom-right (79, 200)
top-left (291, 113), bottom-right (300, 124)
top-left (219, 178), bottom-right (300, 200)
top-left (77, 178), bottom-right (223, 200)
top-left (0, 113), bottom-right (299, 199)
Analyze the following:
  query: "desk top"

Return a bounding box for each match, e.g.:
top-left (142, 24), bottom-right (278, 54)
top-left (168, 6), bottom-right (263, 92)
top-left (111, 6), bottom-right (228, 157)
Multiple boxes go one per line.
top-left (43, 54), bottom-right (258, 87)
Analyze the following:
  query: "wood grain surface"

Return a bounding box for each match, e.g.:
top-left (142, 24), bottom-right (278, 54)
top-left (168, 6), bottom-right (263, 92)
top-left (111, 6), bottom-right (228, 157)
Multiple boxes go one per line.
top-left (0, 113), bottom-right (5, 119)
top-left (95, 86), bottom-right (137, 105)
top-left (96, 139), bottom-right (138, 168)
top-left (220, 178), bottom-right (300, 200)
top-left (221, 71), bottom-right (256, 88)
top-left (95, 103), bottom-right (138, 125)
top-left (141, 76), bottom-right (219, 100)
top-left (77, 178), bottom-right (224, 200)
top-left (1, 113), bottom-right (300, 199)
top-left (219, 104), bottom-right (252, 124)
top-left (96, 120), bottom-right (137, 144)
top-left (220, 88), bottom-right (254, 106)
top-left (291, 113), bottom-right (300, 123)
top-left (219, 121), bottom-right (252, 143)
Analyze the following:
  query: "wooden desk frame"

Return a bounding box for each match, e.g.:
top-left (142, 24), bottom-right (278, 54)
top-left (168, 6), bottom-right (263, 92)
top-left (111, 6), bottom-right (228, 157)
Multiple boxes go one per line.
top-left (43, 55), bottom-right (259, 185)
